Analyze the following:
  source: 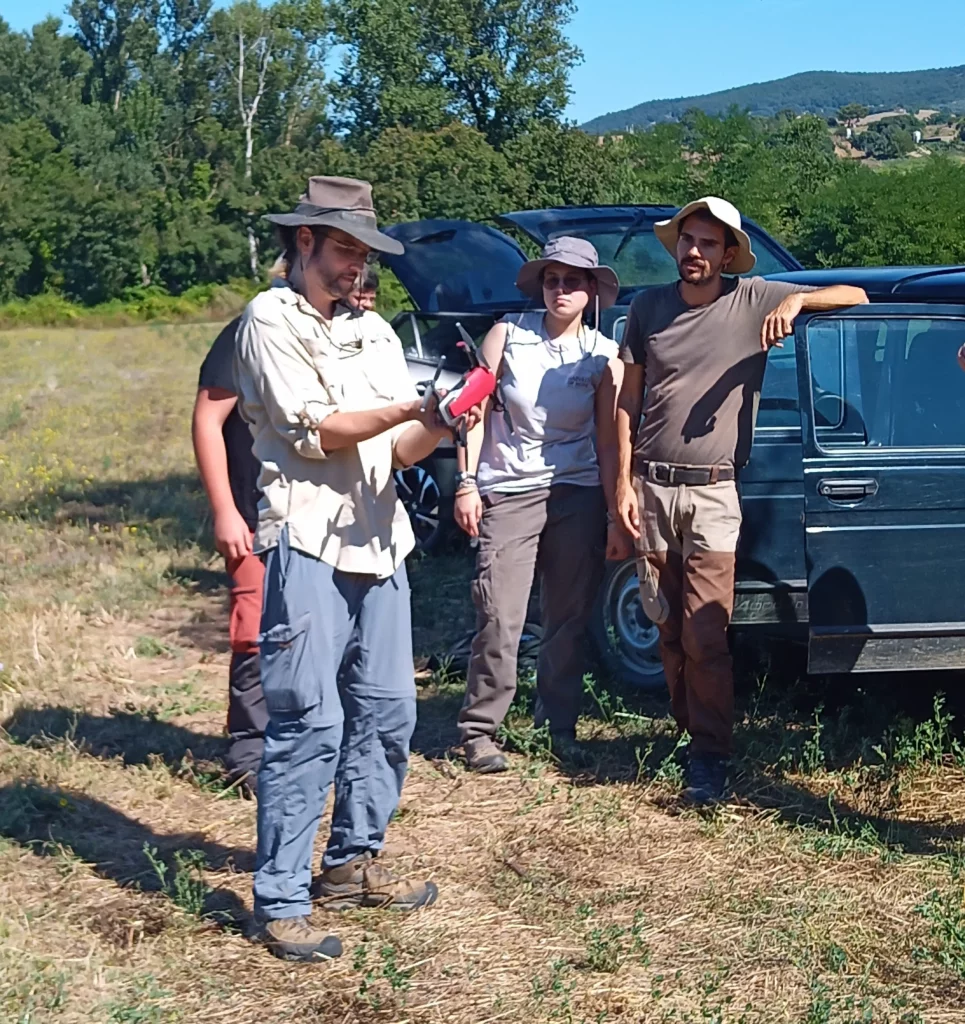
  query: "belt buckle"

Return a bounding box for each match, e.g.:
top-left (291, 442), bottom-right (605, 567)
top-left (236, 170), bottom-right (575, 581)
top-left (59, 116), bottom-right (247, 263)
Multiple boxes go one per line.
top-left (650, 462), bottom-right (672, 485)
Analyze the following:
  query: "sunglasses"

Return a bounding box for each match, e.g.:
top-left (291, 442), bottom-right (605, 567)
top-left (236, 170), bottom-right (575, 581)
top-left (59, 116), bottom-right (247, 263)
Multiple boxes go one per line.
top-left (328, 236), bottom-right (380, 266)
top-left (543, 272), bottom-right (590, 292)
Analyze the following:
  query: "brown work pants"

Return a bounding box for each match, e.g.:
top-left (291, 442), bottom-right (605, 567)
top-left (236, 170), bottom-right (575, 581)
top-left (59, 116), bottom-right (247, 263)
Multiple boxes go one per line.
top-left (635, 478), bottom-right (742, 756)
top-left (457, 484), bottom-right (606, 743)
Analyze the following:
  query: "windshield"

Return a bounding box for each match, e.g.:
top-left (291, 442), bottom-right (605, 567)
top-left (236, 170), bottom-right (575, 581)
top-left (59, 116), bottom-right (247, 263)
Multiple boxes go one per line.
top-left (499, 209), bottom-right (798, 289)
top-left (553, 224), bottom-right (794, 289)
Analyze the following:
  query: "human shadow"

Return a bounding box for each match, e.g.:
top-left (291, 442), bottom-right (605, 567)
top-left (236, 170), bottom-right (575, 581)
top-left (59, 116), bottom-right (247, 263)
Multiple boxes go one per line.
top-left (682, 353), bottom-right (764, 467)
top-left (807, 565), bottom-right (870, 673)
top-left (3, 705), bottom-right (226, 771)
top-left (170, 565), bottom-right (230, 595)
top-left (412, 685), bottom-right (467, 759)
top-left (0, 472), bottom-right (211, 547)
top-left (734, 753), bottom-right (965, 858)
top-left (0, 781), bottom-right (253, 924)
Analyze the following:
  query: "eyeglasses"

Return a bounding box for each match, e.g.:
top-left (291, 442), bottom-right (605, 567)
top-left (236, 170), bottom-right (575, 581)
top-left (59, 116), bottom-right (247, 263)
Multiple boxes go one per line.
top-left (543, 272), bottom-right (589, 292)
top-left (328, 236), bottom-right (379, 265)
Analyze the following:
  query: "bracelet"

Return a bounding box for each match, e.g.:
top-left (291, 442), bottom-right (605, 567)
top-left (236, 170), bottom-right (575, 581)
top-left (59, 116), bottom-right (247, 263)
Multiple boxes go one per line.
top-left (454, 471), bottom-right (477, 491)
top-left (606, 510), bottom-right (616, 526)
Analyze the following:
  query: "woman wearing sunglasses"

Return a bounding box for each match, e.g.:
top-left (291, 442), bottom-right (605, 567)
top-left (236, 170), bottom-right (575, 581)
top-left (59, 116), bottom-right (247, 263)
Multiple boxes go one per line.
top-left (453, 237), bottom-right (623, 773)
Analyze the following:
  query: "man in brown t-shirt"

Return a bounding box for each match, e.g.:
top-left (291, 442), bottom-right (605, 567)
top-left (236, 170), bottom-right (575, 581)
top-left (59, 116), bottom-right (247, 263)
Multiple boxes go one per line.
top-left (611, 197), bottom-right (867, 805)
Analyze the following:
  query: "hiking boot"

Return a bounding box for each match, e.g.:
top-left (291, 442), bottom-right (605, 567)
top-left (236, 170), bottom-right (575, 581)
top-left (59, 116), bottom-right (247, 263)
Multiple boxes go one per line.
top-left (464, 736), bottom-right (509, 774)
top-left (311, 852), bottom-right (439, 912)
top-left (253, 914), bottom-right (343, 963)
top-left (681, 753), bottom-right (729, 807)
top-left (550, 731), bottom-right (593, 768)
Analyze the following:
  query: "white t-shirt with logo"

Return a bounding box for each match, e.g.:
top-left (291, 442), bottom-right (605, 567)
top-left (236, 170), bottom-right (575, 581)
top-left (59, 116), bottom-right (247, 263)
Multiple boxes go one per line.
top-left (477, 311), bottom-right (619, 495)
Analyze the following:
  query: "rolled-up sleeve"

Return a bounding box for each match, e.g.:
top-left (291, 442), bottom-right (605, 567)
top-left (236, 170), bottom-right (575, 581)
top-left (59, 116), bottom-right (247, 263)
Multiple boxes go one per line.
top-left (234, 306), bottom-right (338, 460)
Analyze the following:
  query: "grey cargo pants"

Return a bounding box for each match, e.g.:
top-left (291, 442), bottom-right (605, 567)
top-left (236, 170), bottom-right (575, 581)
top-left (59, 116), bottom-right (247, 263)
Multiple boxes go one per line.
top-left (253, 528), bottom-right (416, 920)
top-left (457, 483), bottom-right (606, 743)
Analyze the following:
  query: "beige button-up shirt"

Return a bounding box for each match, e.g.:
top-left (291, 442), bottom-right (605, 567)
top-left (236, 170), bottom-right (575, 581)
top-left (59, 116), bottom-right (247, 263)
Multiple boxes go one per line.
top-left (233, 281), bottom-right (420, 578)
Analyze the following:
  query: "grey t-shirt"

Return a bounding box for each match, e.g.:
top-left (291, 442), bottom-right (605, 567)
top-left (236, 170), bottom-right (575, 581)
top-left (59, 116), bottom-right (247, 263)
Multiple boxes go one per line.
top-left (478, 312), bottom-right (619, 494)
top-left (620, 277), bottom-right (813, 470)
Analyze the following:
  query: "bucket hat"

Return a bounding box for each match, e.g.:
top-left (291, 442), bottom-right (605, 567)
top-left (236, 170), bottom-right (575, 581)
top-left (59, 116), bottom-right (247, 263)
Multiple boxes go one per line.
top-left (264, 176), bottom-right (404, 256)
top-left (515, 237), bottom-right (620, 309)
top-left (653, 196), bottom-right (756, 274)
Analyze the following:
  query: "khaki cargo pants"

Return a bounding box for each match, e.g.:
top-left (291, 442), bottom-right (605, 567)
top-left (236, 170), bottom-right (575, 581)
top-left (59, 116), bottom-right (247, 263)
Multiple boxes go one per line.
top-left (635, 477), bottom-right (742, 756)
top-left (457, 484), bottom-right (606, 743)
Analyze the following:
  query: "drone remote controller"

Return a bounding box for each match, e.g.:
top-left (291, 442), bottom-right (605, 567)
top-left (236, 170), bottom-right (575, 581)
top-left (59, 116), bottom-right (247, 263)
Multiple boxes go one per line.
top-left (419, 323), bottom-right (498, 445)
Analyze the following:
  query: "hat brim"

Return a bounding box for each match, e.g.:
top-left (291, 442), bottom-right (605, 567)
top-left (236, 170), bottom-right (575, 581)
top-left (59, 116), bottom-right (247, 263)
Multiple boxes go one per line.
top-left (654, 201), bottom-right (756, 275)
top-left (263, 210), bottom-right (404, 256)
top-left (515, 258), bottom-right (621, 309)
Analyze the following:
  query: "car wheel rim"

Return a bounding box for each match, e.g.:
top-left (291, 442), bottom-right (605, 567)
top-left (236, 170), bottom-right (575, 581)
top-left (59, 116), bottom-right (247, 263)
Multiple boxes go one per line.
top-left (394, 466), bottom-right (441, 550)
top-left (603, 560), bottom-right (664, 677)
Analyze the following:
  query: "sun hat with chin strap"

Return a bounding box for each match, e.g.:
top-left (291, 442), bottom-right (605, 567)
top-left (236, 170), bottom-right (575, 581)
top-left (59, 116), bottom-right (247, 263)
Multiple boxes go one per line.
top-left (653, 196), bottom-right (757, 274)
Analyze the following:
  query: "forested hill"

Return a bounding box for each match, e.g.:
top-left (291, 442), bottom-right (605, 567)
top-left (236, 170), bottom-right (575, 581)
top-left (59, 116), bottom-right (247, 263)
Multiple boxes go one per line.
top-left (582, 66), bottom-right (965, 133)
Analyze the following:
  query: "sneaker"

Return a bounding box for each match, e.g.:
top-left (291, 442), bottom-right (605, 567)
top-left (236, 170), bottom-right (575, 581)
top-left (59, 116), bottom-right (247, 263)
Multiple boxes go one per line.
top-left (681, 753), bottom-right (729, 807)
top-left (464, 736), bottom-right (509, 774)
top-left (254, 914), bottom-right (343, 963)
top-left (311, 852), bottom-right (439, 912)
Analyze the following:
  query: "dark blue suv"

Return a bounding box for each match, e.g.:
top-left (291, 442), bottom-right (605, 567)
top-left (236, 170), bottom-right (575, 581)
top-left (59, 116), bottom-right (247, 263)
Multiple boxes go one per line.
top-left (382, 213), bottom-right (965, 689)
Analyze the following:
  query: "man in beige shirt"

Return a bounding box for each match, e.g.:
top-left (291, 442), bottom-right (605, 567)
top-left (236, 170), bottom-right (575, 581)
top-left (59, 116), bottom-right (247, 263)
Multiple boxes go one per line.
top-left (234, 176), bottom-right (475, 963)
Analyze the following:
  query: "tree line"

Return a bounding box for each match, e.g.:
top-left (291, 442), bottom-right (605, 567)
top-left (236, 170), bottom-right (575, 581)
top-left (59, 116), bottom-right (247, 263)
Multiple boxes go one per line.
top-left (2, 1), bottom-right (965, 310)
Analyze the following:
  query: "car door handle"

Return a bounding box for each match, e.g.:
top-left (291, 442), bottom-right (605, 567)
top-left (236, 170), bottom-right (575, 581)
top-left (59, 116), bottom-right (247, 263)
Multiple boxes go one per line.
top-left (817, 478), bottom-right (879, 502)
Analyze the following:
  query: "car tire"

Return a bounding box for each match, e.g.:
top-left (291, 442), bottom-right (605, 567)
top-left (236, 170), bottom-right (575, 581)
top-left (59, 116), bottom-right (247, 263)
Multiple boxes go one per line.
top-left (395, 464), bottom-right (446, 554)
top-left (590, 558), bottom-right (666, 691)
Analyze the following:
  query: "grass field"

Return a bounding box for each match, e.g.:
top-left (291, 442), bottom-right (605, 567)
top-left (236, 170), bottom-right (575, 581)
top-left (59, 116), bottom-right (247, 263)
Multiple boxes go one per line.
top-left (5, 324), bottom-right (965, 1023)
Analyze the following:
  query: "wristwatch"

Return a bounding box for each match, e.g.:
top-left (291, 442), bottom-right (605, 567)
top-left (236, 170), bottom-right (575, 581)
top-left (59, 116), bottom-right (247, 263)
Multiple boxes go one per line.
top-left (454, 471), bottom-right (478, 491)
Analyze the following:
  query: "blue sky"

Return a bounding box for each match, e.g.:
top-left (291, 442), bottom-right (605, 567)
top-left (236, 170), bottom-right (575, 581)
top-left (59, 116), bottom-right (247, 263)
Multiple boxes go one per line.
top-left (3, 0), bottom-right (963, 125)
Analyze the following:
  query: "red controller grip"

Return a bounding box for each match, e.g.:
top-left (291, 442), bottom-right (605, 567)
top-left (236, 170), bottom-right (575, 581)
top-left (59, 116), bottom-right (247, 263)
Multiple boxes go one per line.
top-left (444, 367), bottom-right (497, 419)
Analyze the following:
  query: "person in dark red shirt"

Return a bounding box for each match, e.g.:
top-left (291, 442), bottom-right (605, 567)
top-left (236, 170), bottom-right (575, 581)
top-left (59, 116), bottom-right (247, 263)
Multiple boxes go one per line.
top-left (192, 316), bottom-right (266, 796)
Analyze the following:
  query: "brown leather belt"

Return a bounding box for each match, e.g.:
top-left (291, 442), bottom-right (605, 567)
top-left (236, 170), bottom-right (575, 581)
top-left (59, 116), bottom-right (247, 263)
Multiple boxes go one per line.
top-left (636, 459), bottom-right (735, 486)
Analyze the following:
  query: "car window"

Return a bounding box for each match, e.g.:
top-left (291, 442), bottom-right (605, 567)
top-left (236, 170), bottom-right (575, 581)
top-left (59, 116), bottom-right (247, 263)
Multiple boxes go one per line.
top-left (393, 313), bottom-right (421, 359)
top-left (610, 315), bottom-right (627, 345)
top-left (807, 316), bottom-right (965, 449)
top-left (758, 341), bottom-right (799, 428)
top-left (757, 324), bottom-right (844, 430)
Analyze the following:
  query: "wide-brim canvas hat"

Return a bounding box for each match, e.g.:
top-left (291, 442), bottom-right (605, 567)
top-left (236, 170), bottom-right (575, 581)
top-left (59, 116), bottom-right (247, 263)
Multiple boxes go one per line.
top-left (264, 175), bottom-right (404, 256)
top-left (653, 196), bottom-right (757, 274)
top-left (515, 236), bottom-right (620, 309)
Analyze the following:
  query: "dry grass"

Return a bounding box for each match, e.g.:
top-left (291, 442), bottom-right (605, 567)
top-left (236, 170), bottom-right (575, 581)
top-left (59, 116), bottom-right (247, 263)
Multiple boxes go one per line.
top-left (4, 324), bottom-right (965, 1023)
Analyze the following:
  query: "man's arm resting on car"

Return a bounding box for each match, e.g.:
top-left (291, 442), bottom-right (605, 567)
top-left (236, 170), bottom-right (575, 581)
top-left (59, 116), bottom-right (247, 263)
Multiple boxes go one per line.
top-left (762, 286), bottom-right (870, 349)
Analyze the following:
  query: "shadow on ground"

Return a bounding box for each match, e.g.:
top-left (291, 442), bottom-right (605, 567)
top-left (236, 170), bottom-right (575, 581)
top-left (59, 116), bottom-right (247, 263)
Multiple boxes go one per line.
top-left (2, 473), bottom-right (211, 547)
top-left (3, 705), bottom-right (226, 770)
top-left (0, 781), bottom-right (252, 924)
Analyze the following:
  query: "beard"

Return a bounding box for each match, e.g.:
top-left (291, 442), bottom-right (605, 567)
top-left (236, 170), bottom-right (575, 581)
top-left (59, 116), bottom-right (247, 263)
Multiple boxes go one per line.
top-left (678, 258), bottom-right (718, 285)
top-left (290, 247), bottom-right (356, 302)
top-left (315, 260), bottom-right (356, 300)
